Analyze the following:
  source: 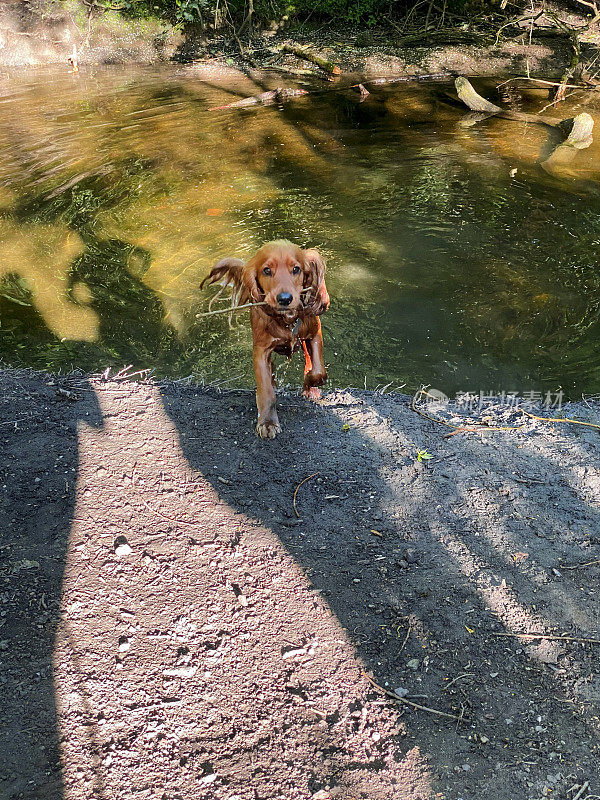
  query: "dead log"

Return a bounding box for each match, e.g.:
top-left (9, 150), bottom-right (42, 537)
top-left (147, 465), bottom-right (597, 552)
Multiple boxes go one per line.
top-left (454, 77), bottom-right (593, 131)
top-left (281, 43), bottom-right (342, 75)
top-left (542, 112), bottom-right (594, 175)
top-left (455, 77), bottom-right (501, 113)
top-left (454, 77), bottom-right (594, 137)
top-left (210, 87), bottom-right (309, 111)
top-left (558, 112), bottom-right (594, 149)
top-left (209, 74), bottom-right (452, 114)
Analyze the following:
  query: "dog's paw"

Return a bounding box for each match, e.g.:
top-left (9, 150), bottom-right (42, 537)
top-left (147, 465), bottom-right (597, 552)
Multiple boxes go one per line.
top-left (302, 386), bottom-right (322, 401)
top-left (256, 419), bottom-right (281, 439)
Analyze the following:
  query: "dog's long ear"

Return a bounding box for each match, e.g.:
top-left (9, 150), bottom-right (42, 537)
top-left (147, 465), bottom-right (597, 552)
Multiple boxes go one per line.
top-left (303, 248), bottom-right (330, 315)
top-left (241, 261), bottom-right (265, 304)
top-left (200, 257), bottom-right (246, 292)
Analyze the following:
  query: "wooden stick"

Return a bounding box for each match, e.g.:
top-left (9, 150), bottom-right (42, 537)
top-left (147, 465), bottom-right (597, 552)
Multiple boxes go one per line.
top-left (521, 408), bottom-right (600, 430)
top-left (558, 111), bottom-right (594, 148)
top-left (210, 87), bottom-right (309, 111)
top-left (442, 672), bottom-right (474, 692)
top-left (282, 44), bottom-right (342, 75)
top-left (496, 76), bottom-right (594, 89)
top-left (196, 301), bottom-right (266, 319)
top-left (293, 472), bottom-right (320, 518)
top-left (364, 673), bottom-right (465, 722)
top-left (561, 558), bottom-right (600, 570)
top-left (398, 624), bottom-right (412, 653)
top-left (572, 781), bottom-right (590, 800)
top-left (489, 632), bottom-right (600, 645)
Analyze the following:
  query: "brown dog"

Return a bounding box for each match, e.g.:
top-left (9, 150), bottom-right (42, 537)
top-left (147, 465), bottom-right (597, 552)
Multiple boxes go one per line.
top-left (200, 240), bottom-right (330, 438)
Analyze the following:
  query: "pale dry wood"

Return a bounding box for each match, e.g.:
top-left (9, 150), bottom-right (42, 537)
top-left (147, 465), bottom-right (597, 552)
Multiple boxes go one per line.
top-left (281, 43), bottom-right (342, 75)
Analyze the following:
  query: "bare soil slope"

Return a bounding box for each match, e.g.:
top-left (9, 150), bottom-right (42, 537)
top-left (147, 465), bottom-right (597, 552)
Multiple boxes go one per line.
top-left (1, 369), bottom-right (600, 799)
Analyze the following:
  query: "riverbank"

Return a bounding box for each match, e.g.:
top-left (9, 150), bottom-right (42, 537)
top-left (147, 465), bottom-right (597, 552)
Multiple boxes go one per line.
top-left (2, 367), bottom-right (600, 799)
top-left (0, 0), bottom-right (590, 81)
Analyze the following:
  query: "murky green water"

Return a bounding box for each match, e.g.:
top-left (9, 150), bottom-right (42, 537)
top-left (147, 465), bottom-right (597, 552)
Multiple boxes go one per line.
top-left (2, 65), bottom-right (600, 398)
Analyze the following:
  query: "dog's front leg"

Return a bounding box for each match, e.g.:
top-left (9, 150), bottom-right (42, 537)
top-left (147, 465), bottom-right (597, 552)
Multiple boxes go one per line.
top-left (302, 317), bottom-right (328, 400)
top-left (253, 345), bottom-right (281, 439)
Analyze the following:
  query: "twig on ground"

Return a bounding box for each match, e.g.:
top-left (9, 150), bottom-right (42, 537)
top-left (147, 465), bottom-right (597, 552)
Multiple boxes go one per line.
top-left (494, 10), bottom-right (544, 46)
top-left (489, 632), bottom-right (600, 645)
top-left (571, 781), bottom-right (590, 800)
top-left (363, 672), bottom-right (466, 722)
top-left (560, 558), bottom-right (600, 570)
top-left (411, 388), bottom-right (526, 434)
top-left (442, 672), bottom-right (475, 692)
top-left (112, 364), bottom-right (134, 380)
top-left (293, 472), bottom-right (320, 518)
top-left (397, 624), bottom-right (412, 653)
top-left (521, 409), bottom-right (600, 430)
top-left (513, 474), bottom-right (546, 484)
top-left (114, 369), bottom-right (153, 382)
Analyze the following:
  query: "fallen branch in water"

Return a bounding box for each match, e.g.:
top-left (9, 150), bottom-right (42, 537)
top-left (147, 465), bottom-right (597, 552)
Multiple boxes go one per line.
top-left (209, 73), bottom-right (454, 113)
top-left (281, 43), bottom-right (342, 75)
top-left (367, 72), bottom-right (453, 86)
top-left (496, 76), bottom-right (591, 89)
top-left (209, 87), bottom-right (309, 111)
top-left (455, 76), bottom-right (501, 112)
top-left (455, 76), bottom-right (594, 147)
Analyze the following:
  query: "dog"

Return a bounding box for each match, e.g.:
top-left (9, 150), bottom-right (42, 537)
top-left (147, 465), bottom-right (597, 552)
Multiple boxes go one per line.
top-left (200, 240), bottom-right (330, 438)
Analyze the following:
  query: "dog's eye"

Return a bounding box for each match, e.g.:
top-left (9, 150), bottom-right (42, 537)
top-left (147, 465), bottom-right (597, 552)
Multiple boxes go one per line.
top-left (263, 267), bottom-right (272, 276)
top-left (292, 265), bottom-right (301, 275)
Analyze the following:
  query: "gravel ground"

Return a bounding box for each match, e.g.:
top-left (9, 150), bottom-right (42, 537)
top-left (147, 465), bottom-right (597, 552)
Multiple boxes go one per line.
top-left (1, 368), bottom-right (600, 800)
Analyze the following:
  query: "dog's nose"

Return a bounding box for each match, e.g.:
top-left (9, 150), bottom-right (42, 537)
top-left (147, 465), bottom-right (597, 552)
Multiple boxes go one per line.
top-left (277, 292), bottom-right (293, 306)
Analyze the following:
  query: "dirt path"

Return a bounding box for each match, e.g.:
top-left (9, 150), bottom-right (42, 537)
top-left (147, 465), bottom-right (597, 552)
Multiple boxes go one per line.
top-left (2, 369), bottom-right (600, 799)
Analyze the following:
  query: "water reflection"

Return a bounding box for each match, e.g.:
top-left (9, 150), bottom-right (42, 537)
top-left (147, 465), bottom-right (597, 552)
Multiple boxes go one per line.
top-left (1, 67), bottom-right (600, 396)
